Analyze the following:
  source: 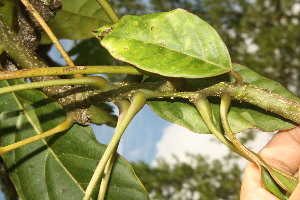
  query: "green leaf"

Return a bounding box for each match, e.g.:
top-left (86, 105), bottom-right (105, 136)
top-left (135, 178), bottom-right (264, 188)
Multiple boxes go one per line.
top-left (261, 167), bottom-right (289, 200)
top-left (148, 64), bottom-right (298, 134)
top-left (94, 8), bottom-right (231, 78)
top-left (0, 79), bottom-right (149, 200)
top-left (268, 167), bottom-right (297, 195)
top-left (41, 0), bottom-right (112, 44)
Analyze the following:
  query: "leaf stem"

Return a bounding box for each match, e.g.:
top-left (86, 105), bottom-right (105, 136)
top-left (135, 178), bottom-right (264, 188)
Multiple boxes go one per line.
top-left (97, 151), bottom-right (117, 200)
top-left (0, 115), bottom-right (74, 155)
top-left (229, 70), bottom-right (243, 85)
top-left (0, 77), bottom-right (107, 95)
top-left (97, 100), bottom-right (130, 200)
top-left (95, 0), bottom-right (119, 23)
top-left (19, 0), bottom-right (78, 73)
top-left (219, 94), bottom-right (257, 162)
top-left (193, 97), bottom-right (249, 159)
top-left (83, 93), bottom-right (146, 200)
top-left (0, 66), bottom-right (151, 81)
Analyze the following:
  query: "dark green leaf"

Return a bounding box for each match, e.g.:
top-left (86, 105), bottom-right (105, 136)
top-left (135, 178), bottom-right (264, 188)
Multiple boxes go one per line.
top-left (148, 64), bottom-right (298, 134)
top-left (41, 0), bottom-right (112, 44)
top-left (0, 79), bottom-right (149, 200)
top-left (94, 9), bottom-right (231, 78)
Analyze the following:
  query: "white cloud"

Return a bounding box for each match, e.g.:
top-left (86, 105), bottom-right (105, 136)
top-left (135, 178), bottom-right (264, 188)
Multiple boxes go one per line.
top-left (153, 124), bottom-right (275, 169)
top-left (153, 124), bottom-right (229, 166)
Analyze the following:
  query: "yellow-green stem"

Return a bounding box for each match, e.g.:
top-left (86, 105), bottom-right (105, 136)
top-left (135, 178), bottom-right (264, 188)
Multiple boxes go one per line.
top-left (0, 76), bottom-right (107, 95)
top-left (220, 93), bottom-right (276, 165)
top-left (97, 146), bottom-right (117, 200)
top-left (0, 115), bottom-right (74, 155)
top-left (83, 93), bottom-right (146, 200)
top-left (219, 94), bottom-right (254, 161)
top-left (97, 100), bottom-right (130, 200)
top-left (193, 97), bottom-right (251, 161)
top-left (95, 0), bottom-right (119, 23)
top-left (229, 70), bottom-right (243, 85)
top-left (0, 66), bottom-right (149, 80)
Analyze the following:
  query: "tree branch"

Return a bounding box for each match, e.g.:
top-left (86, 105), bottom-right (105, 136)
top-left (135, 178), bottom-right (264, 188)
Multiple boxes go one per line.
top-left (0, 15), bottom-right (91, 124)
top-left (19, 0), bottom-right (77, 69)
top-left (88, 81), bottom-right (300, 124)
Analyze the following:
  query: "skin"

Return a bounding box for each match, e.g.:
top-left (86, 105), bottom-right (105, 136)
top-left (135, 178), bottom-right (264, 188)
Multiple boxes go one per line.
top-left (240, 126), bottom-right (300, 200)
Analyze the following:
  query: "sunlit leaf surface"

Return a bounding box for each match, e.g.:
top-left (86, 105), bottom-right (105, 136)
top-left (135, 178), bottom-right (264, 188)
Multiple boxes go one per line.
top-left (95, 9), bottom-right (231, 78)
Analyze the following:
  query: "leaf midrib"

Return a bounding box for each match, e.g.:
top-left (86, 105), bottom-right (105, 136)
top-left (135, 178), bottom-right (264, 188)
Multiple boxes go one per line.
top-left (105, 35), bottom-right (229, 70)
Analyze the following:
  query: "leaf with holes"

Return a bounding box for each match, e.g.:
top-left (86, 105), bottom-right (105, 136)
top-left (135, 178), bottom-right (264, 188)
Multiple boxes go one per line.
top-left (94, 9), bottom-right (231, 78)
top-left (0, 79), bottom-right (149, 200)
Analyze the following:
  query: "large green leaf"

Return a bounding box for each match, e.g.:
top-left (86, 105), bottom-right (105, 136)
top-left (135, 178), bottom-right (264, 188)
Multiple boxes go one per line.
top-left (0, 79), bottom-right (149, 200)
top-left (148, 64), bottom-right (299, 134)
top-left (41, 0), bottom-right (112, 43)
top-left (94, 9), bottom-right (231, 78)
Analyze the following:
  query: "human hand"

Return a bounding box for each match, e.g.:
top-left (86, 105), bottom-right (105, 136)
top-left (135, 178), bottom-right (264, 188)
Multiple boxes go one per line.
top-left (240, 126), bottom-right (300, 200)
